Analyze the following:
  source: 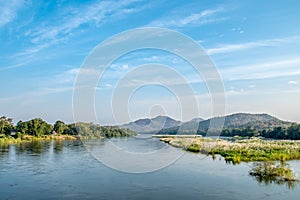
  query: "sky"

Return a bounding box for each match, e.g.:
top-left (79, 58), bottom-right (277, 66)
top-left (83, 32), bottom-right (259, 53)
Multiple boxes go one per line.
top-left (0, 0), bottom-right (300, 124)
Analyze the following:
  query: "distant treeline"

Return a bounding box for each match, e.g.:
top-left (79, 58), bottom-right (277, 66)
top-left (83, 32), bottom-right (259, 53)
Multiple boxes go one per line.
top-left (159, 123), bottom-right (300, 140)
top-left (219, 124), bottom-right (300, 140)
top-left (0, 116), bottom-right (136, 138)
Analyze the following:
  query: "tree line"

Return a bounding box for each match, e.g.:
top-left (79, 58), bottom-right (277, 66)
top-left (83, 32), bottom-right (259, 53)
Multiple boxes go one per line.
top-left (157, 121), bottom-right (300, 140)
top-left (220, 123), bottom-right (300, 140)
top-left (0, 116), bottom-right (136, 138)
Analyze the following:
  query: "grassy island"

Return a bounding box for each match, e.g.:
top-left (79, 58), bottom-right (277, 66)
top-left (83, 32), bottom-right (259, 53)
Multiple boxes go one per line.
top-left (249, 161), bottom-right (298, 186)
top-left (158, 136), bottom-right (300, 183)
top-left (159, 137), bottom-right (300, 163)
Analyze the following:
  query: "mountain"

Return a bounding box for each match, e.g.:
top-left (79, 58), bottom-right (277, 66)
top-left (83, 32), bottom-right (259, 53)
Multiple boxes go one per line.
top-left (162, 117), bottom-right (204, 134)
top-left (157, 113), bottom-right (293, 135)
top-left (120, 116), bottom-right (182, 134)
top-left (199, 113), bottom-right (292, 131)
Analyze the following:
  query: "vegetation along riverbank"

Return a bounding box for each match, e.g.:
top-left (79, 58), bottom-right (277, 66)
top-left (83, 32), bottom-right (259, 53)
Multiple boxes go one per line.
top-left (159, 136), bottom-right (300, 163)
top-left (0, 116), bottom-right (136, 145)
top-left (158, 136), bottom-right (300, 183)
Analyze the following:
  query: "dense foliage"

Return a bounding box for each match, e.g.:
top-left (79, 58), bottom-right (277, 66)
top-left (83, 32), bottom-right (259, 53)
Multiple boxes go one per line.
top-left (0, 115), bottom-right (136, 139)
top-left (158, 122), bottom-right (300, 140)
top-left (67, 122), bottom-right (136, 138)
top-left (220, 123), bottom-right (300, 140)
top-left (0, 116), bottom-right (14, 135)
top-left (16, 118), bottom-right (53, 137)
top-left (157, 113), bottom-right (300, 140)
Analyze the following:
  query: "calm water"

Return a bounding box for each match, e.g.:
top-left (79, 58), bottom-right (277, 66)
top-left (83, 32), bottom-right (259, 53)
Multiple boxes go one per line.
top-left (0, 137), bottom-right (299, 200)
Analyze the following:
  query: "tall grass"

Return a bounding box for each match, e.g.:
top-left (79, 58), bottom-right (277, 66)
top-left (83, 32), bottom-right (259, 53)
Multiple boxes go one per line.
top-left (249, 161), bottom-right (298, 186)
top-left (0, 134), bottom-right (78, 145)
top-left (160, 137), bottom-right (300, 164)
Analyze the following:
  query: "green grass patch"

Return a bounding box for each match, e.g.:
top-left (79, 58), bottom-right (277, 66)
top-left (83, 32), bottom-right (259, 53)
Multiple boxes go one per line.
top-left (159, 137), bottom-right (300, 164)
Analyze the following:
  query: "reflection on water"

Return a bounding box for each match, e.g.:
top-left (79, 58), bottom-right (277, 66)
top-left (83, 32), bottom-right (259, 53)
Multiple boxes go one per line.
top-left (53, 140), bottom-right (64, 153)
top-left (249, 161), bottom-right (299, 189)
top-left (0, 140), bottom-right (83, 162)
top-left (252, 174), bottom-right (298, 189)
top-left (19, 140), bottom-right (44, 154)
top-left (15, 140), bottom-right (63, 155)
top-left (0, 138), bottom-right (299, 200)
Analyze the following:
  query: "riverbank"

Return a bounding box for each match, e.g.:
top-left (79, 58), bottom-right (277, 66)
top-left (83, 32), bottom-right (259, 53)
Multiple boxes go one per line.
top-left (0, 134), bottom-right (78, 145)
top-left (158, 137), bottom-right (300, 164)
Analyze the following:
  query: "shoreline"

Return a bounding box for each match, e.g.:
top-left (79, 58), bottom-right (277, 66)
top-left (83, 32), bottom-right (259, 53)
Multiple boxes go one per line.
top-left (0, 134), bottom-right (136, 145)
top-left (0, 134), bottom-right (79, 145)
top-left (157, 136), bottom-right (300, 163)
top-left (157, 136), bottom-right (300, 183)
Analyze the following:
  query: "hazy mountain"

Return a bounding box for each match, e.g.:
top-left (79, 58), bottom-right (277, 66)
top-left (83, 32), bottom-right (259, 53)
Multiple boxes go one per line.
top-left (157, 113), bottom-right (292, 135)
top-left (165, 117), bottom-right (204, 134)
top-left (121, 116), bottom-right (182, 134)
top-left (208, 113), bottom-right (290, 130)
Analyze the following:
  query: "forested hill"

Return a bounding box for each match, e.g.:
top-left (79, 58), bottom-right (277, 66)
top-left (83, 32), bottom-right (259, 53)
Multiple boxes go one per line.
top-left (157, 113), bottom-right (300, 140)
top-left (199, 113), bottom-right (292, 131)
top-left (121, 115), bottom-right (182, 134)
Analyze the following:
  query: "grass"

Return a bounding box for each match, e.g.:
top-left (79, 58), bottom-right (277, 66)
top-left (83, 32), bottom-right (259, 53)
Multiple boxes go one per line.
top-left (0, 132), bottom-right (131, 146)
top-left (249, 161), bottom-right (298, 186)
top-left (159, 136), bottom-right (300, 184)
top-left (159, 137), bottom-right (300, 164)
top-left (0, 134), bottom-right (78, 146)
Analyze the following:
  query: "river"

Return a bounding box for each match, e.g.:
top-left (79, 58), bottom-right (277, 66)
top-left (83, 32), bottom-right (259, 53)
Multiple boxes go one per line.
top-left (0, 136), bottom-right (299, 199)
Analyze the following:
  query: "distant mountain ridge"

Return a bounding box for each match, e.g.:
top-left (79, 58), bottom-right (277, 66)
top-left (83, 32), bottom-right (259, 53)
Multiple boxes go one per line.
top-left (201, 113), bottom-right (291, 130)
top-left (157, 113), bottom-right (293, 135)
top-left (120, 116), bottom-right (182, 134)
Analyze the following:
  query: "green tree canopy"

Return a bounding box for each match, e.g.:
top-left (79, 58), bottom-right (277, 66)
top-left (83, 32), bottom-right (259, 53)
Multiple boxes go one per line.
top-left (0, 116), bottom-right (13, 135)
top-left (53, 120), bottom-right (68, 135)
top-left (16, 118), bottom-right (53, 137)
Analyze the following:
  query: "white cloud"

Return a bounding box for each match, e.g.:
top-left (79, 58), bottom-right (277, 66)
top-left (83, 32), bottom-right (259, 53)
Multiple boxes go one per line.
top-left (14, 43), bottom-right (50, 57)
top-left (0, 0), bottom-right (25, 27)
top-left (148, 7), bottom-right (226, 28)
top-left (3, 0), bottom-right (148, 71)
top-left (225, 89), bottom-right (246, 97)
top-left (23, 0), bottom-right (144, 52)
top-left (288, 81), bottom-right (298, 85)
top-left (54, 67), bottom-right (103, 85)
top-left (207, 35), bottom-right (300, 55)
top-left (122, 64), bottom-right (129, 70)
top-left (0, 60), bottom-right (31, 71)
top-left (221, 57), bottom-right (300, 81)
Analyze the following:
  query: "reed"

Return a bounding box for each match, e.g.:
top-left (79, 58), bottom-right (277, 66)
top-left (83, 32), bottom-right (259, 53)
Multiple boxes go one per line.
top-left (159, 137), bottom-right (300, 164)
top-left (0, 134), bottom-right (78, 145)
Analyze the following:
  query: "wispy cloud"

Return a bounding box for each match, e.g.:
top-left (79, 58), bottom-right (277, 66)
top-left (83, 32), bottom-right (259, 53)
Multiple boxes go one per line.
top-left (14, 43), bottom-right (50, 57)
top-left (0, 86), bottom-right (73, 104)
top-left (288, 80), bottom-right (298, 85)
top-left (0, 0), bottom-right (25, 28)
top-left (221, 57), bottom-right (300, 81)
top-left (0, 60), bottom-right (31, 71)
top-left (148, 7), bottom-right (226, 28)
top-left (16, 0), bottom-right (145, 57)
top-left (2, 0), bottom-right (147, 71)
top-left (26, 0), bottom-right (144, 45)
top-left (207, 35), bottom-right (300, 55)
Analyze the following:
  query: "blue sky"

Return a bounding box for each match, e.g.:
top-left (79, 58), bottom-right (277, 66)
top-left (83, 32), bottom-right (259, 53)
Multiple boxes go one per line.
top-left (0, 0), bottom-right (300, 124)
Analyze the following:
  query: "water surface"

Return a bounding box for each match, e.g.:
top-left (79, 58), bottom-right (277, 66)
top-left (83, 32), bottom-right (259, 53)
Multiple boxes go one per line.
top-left (0, 137), bottom-right (299, 199)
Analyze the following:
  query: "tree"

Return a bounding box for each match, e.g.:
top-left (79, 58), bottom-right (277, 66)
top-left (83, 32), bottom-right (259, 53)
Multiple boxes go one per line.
top-left (53, 120), bottom-right (68, 135)
top-left (0, 116), bottom-right (14, 135)
top-left (16, 118), bottom-right (53, 136)
top-left (16, 120), bottom-right (28, 135)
